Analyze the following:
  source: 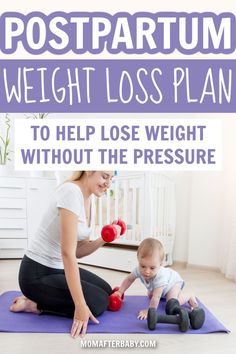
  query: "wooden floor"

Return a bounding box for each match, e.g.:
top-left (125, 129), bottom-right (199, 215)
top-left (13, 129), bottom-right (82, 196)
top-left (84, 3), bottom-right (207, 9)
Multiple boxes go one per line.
top-left (0, 260), bottom-right (235, 354)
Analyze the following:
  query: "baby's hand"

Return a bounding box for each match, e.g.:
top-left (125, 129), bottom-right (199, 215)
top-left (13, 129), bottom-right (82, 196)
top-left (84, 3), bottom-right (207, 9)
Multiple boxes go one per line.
top-left (112, 290), bottom-right (122, 298)
top-left (137, 309), bottom-right (148, 320)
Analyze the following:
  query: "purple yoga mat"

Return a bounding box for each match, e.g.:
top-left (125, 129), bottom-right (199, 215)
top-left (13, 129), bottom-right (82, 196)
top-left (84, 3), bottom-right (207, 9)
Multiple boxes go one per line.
top-left (0, 291), bottom-right (230, 334)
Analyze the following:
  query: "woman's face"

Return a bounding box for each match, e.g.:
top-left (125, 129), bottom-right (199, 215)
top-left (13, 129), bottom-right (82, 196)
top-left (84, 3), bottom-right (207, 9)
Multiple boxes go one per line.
top-left (88, 171), bottom-right (114, 197)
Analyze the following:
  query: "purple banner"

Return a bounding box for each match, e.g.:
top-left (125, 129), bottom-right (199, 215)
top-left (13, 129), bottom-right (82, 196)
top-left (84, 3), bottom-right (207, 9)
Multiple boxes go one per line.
top-left (0, 59), bottom-right (235, 112)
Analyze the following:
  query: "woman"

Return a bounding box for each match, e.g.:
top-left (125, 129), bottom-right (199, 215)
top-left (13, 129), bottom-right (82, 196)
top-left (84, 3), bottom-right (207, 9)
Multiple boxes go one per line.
top-left (10, 171), bottom-right (119, 338)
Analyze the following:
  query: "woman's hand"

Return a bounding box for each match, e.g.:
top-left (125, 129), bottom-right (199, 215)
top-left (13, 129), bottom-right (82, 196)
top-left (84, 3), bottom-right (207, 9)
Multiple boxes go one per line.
top-left (71, 304), bottom-right (99, 338)
top-left (111, 220), bottom-right (122, 239)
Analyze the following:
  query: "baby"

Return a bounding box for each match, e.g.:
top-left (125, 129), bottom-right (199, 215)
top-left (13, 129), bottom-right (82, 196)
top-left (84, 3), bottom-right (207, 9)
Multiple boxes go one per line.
top-left (114, 237), bottom-right (198, 320)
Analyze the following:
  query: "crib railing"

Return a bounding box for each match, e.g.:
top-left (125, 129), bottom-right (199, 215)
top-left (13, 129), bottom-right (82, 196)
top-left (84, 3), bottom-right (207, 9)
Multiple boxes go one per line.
top-left (92, 172), bottom-right (176, 265)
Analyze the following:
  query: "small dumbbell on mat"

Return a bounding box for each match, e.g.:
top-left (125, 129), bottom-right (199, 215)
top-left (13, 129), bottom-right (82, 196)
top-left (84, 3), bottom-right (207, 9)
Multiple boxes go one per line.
top-left (165, 298), bottom-right (205, 330)
top-left (108, 287), bottom-right (124, 311)
top-left (101, 219), bottom-right (126, 242)
top-left (147, 307), bottom-right (190, 332)
top-left (188, 308), bottom-right (205, 330)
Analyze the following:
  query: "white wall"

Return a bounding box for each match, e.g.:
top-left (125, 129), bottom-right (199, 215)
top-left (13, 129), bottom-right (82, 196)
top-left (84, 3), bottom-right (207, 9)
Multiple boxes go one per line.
top-left (173, 117), bottom-right (236, 269)
top-left (174, 171), bottom-right (223, 268)
top-left (187, 172), bottom-right (223, 267)
top-left (173, 172), bottom-right (192, 262)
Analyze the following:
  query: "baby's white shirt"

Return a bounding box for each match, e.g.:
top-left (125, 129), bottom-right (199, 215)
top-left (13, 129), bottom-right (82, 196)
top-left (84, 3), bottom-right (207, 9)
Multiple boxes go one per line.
top-left (132, 266), bottom-right (184, 296)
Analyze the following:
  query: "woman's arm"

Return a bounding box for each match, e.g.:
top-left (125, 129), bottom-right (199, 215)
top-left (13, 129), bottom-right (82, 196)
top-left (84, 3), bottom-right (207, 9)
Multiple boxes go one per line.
top-left (60, 208), bottom-right (85, 304)
top-left (60, 208), bottom-right (98, 337)
top-left (76, 238), bottom-right (106, 258)
top-left (76, 224), bottom-right (121, 258)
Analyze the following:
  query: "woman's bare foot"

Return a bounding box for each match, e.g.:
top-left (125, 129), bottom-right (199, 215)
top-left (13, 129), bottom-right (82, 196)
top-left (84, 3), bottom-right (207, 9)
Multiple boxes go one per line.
top-left (10, 296), bottom-right (40, 314)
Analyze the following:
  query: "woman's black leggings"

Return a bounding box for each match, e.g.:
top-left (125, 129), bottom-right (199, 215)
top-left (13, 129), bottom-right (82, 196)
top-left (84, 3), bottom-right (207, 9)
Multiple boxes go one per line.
top-left (19, 255), bottom-right (112, 318)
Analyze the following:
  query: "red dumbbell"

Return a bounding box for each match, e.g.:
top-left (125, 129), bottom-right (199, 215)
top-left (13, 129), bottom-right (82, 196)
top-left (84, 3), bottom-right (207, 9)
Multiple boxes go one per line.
top-left (108, 294), bottom-right (122, 311)
top-left (108, 287), bottom-right (124, 311)
top-left (101, 219), bottom-right (126, 243)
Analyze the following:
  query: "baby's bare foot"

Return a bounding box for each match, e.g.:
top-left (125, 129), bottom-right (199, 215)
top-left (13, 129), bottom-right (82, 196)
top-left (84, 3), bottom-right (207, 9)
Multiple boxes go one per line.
top-left (10, 296), bottom-right (40, 314)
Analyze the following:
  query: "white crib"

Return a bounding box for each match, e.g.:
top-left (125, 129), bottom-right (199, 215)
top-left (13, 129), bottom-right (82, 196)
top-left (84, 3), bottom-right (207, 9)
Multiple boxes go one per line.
top-left (81, 172), bottom-right (176, 271)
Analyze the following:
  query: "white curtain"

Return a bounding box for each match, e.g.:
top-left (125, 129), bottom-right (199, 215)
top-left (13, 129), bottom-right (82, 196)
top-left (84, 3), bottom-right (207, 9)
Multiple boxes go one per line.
top-left (219, 119), bottom-right (236, 281)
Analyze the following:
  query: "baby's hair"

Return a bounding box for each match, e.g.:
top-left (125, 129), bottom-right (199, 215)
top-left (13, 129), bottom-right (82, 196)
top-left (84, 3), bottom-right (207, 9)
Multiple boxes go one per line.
top-left (137, 237), bottom-right (165, 262)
